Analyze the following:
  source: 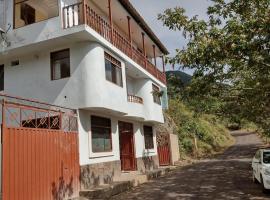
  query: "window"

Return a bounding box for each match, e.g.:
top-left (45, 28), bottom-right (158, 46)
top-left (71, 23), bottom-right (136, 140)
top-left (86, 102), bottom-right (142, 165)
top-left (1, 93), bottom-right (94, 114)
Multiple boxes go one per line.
top-left (11, 60), bottom-right (20, 66)
top-left (91, 116), bottom-right (112, 153)
top-left (144, 126), bottom-right (154, 149)
top-left (152, 84), bottom-right (161, 105)
top-left (51, 49), bottom-right (70, 80)
top-left (263, 152), bottom-right (270, 164)
top-left (105, 52), bottom-right (122, 87)
top-left (20, 3), bottom-right (35, 25)
top-left (0, 65), bottom-right (4, 91)
top-left (14, 0), bottom-right (59, 29)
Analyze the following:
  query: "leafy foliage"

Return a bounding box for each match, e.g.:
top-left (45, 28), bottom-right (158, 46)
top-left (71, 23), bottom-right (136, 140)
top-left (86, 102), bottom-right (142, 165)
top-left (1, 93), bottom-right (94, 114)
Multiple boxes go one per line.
top-left (167, 99), bottom-right (233, 156)
top-left (159, 0), bottom-right (270, 135)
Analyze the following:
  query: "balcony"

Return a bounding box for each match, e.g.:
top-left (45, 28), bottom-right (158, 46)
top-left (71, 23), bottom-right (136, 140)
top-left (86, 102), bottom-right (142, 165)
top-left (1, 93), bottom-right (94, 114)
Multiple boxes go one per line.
top-left (62, 2), bottom-right (166, 84)
top-left (127, 95), bottom-right (143, 104)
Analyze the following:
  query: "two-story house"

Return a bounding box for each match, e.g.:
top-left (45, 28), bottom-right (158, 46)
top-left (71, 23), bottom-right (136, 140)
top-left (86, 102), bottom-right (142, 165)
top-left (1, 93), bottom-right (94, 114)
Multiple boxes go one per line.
top-left (0, 0), bottom-right (169, 197)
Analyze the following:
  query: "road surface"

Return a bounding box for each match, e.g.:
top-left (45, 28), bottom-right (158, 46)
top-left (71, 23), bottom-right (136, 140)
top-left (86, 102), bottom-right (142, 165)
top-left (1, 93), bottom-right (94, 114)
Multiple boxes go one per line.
top-left (113, 131), bottom-right (270, 200)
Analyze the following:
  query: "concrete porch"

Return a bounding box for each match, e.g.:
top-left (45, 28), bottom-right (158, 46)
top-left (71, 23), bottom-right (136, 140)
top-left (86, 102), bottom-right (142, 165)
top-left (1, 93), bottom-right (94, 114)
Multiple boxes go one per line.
top-left (74, 167), bottom-right (175, 200)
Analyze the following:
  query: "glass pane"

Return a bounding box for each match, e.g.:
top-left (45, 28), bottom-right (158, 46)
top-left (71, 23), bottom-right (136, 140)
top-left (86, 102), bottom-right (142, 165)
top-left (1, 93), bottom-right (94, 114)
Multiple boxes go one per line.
top-left (61, 58), bottom-right (70, 78)
top-left (53, 61), bottom-right (61, 80)
top-left (263, 152), bottom-right (270, 164)
top-left (111, 65), bottom-right (117, 83)
top-left (105, 60), bottom-right (112, 82)
top-left (92, 126), bottom-right (111, 152)
top-left (116, 67), bottom-right (122, 86)
top-left (104, 129), bottom-right (112, 151)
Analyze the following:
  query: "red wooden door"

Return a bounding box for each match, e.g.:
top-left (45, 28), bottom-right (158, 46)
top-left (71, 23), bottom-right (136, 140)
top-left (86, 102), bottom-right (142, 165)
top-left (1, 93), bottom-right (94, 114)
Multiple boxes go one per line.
top-left (157, 134), bottom-right (171, 166)
top-left (119, 122), bottom-right (136, 171)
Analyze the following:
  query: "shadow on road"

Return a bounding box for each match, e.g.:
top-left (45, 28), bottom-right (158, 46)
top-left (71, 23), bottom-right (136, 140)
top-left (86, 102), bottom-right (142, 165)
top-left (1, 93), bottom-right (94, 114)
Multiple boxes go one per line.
top-left (113, 131), bottom-right (270, 200)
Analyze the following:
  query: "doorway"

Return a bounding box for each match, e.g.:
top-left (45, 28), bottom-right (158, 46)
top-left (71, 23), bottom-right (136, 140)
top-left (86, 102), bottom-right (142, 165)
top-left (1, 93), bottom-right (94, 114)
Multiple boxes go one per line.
top-left (119, 121), bottom-right (136, 171)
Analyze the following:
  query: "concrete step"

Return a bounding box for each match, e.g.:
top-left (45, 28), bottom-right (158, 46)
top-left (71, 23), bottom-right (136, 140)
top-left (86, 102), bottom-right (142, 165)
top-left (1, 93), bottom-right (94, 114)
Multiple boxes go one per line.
top-left (79, 181), bottom-right (132, 200)
top-left (79, 167), bottom-right (174, 199)
top-left (113, 171), bottom-right (148, 187)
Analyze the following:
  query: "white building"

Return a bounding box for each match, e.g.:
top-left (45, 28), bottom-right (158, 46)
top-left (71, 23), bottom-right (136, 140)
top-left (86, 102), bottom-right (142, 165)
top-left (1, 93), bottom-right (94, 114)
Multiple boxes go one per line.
top-left (0, 0), bottom-right (169, 189)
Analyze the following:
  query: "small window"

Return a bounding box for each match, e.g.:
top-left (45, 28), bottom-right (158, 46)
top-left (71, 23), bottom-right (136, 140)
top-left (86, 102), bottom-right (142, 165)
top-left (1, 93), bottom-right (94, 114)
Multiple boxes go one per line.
top-left (152, 84), bottom-right (161, 105)
top-left (144, 126), bottom-right (154, 149)
top-left (11, 60), bottom-right (20, 66)
top-left (51, 49), bottom-right (70, 80)
top-left (14, 0), bottom-right (59, 29)
top-left (91, 116), bottom-right (112, 153)
top-left (0, 65), bottom-right (4, 91)
top-left (105, 52), bottom-right (122, 87)
top-left (20, 3), bottom-right (35, 25)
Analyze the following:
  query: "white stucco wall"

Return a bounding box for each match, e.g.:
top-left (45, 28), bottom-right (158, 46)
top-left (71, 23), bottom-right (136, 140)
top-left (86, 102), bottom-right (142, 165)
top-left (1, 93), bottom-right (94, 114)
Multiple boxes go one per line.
top-left (78, 110), bottom-right (157, 166)
top-left (0, 0), bottom-right (5, 30)
top-left (2, 41), bottom-right (164, 123)
top-left (0, 0), bottom-right (165, 166)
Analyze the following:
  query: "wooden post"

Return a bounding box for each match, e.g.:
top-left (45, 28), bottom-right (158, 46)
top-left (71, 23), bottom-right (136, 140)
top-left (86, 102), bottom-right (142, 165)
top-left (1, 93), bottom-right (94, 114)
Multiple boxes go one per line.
top-left (153, 45), bottom-right (158, 77)
top-left (82, 0), bottom-right (87, 24)
top-left (153, 45), bottom-right (157, 67)
top-left (108, 0), bottom-right (113, 42)
top-left (162, 55), bottom-right (165, 73)
top-left (142, 32), bottom-right (146, 68)
top-left (127, 16), bottom-right (132, 57)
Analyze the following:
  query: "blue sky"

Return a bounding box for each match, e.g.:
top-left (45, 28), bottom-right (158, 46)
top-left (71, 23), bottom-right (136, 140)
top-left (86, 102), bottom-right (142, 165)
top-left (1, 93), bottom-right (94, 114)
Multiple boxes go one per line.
top-left (130, 0), bottom-right (212, 75)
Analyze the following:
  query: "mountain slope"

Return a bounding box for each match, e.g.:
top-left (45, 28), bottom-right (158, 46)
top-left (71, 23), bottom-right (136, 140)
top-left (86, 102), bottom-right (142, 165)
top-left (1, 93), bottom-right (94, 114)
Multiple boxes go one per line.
top-left (166, 71), bottom-right (192, 86)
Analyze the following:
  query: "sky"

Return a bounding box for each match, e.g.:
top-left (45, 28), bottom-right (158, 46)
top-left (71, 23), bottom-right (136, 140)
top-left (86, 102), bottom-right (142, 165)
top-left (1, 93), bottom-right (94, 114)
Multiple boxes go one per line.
top-left (130, 0), bottom-right (212, 75)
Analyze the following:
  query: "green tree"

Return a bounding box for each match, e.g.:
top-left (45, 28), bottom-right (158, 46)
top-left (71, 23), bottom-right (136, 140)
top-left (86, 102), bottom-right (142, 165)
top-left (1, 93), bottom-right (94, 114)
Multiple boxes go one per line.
top-left (159, 0), bottom-right (270, 135)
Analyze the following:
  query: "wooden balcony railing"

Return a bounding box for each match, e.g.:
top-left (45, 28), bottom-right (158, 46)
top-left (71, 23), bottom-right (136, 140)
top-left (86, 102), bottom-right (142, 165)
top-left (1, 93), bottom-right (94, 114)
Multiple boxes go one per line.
top-left (128, 95), bottom-right (144, 104)
top-left (62, 2), bottom-right (167, 84)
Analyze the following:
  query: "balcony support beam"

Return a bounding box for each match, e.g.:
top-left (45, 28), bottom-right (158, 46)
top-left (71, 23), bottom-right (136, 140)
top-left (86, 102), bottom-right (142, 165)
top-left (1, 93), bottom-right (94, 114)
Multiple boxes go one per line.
top-left (127, 16), bottom-right (132, 57)
top-left (142, 32), bottom-right (146, 68)
top-left (153, 45), bottom-right (157, 67)
top-left (82, 0), bottom-right (86, 24)
top-left (108, 0), bottom-right (113, 42)
top-left (153, 45), bottom-right (158, 77)
top-left (162, 56), bottom-right (165, 73)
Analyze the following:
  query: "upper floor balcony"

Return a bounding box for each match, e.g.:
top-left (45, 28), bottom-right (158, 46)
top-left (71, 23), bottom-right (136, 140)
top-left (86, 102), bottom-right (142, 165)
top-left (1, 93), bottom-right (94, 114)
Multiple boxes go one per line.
top-left (6, 0), bottom-right (168, 85)
top-left (61, 0), bottom-right (167, 84)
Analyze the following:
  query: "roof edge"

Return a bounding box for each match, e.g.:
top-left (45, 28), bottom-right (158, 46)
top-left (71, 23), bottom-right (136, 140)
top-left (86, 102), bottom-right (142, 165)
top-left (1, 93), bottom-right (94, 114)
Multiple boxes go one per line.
top-left (118, 0), bottom-right (169, 55)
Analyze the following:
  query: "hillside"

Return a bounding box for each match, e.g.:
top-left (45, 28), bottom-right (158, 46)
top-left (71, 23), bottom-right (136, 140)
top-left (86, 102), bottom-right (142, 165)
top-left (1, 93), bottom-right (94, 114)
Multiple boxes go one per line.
top-left (166, 70), bottom-right (192, 86)
top-left (157, 70), bottom-right (234, 159)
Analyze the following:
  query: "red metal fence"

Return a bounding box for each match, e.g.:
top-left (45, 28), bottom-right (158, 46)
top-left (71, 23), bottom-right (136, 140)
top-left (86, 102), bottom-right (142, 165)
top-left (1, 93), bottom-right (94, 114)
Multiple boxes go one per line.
top-left (1, 95), bottom-right (80, 200)
top-left (62, 2), bottom-right (167, 84)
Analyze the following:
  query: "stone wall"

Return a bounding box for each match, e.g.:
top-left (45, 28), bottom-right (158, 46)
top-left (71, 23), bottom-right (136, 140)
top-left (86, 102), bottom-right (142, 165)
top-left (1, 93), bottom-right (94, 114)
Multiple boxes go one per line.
top-left (136, 156), bottom-right (159, 173)
top-left (80, 160), bottom-right (122, 189)
top-left (80, 156), bottom-right (159, 189)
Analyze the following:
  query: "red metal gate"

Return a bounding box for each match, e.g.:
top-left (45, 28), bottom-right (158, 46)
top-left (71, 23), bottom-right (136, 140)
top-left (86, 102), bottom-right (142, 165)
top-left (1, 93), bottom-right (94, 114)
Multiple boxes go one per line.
top-left (1, 95), bottom-right (80, 200)
top-left (157, 134), bottom-right (171, 166)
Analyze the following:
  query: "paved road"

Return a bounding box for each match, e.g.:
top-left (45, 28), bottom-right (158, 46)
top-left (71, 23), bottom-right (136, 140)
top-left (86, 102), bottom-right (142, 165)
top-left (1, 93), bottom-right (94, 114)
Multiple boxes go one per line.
top-left (113, 131), bottom-right (270, 200)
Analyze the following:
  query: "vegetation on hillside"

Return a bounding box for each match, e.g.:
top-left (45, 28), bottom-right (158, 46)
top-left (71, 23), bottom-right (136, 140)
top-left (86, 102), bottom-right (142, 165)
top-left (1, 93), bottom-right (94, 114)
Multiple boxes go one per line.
top-left (159, 0), bottom-right (269, 136)
top-left (166, 99), bottom-right (233, 157)
top-left (157, 70), bottom-right (234, 158)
